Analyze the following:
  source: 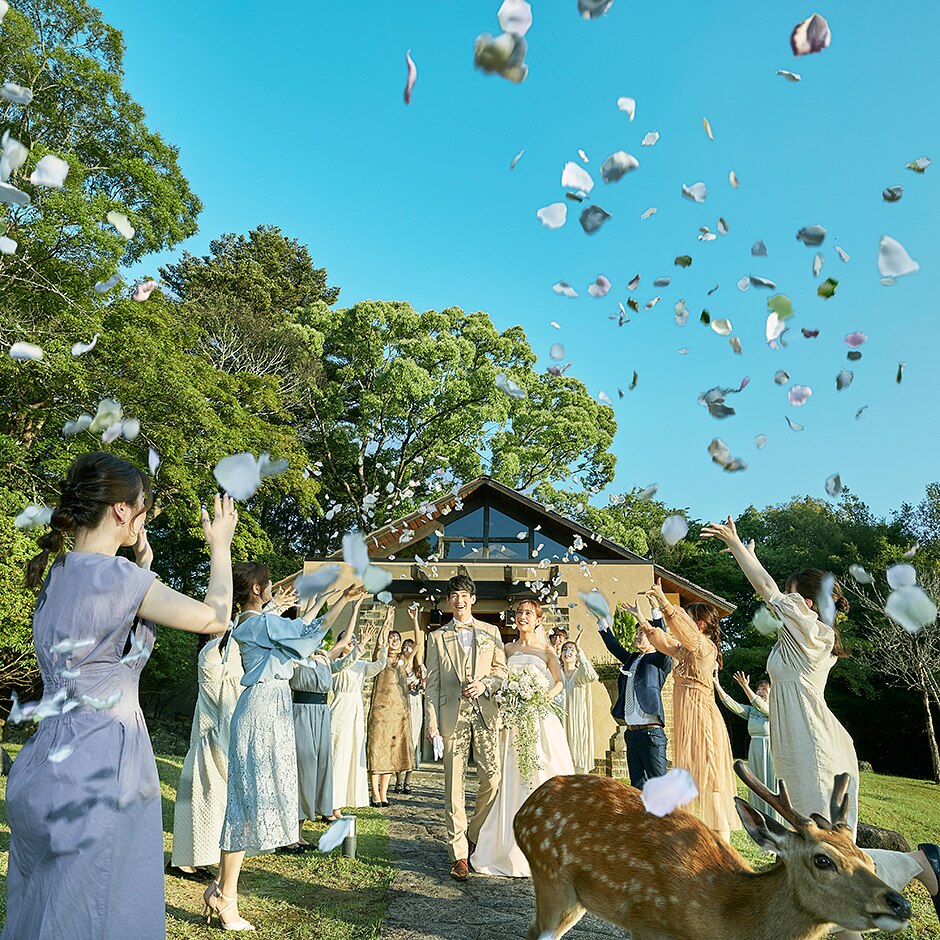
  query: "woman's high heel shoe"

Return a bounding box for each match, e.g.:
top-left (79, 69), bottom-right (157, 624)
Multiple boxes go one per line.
top-left (203, 882), bottom-right (255, 932)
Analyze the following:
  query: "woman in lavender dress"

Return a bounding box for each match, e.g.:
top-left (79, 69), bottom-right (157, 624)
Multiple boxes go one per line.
top-left (2, 452), bottom-right (238, 940)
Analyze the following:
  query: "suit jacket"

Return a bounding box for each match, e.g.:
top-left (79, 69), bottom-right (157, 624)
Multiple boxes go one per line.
top-left (425, 617), bottom-right (508, 738)
top-left (599, 628), bottom-right (671, 725)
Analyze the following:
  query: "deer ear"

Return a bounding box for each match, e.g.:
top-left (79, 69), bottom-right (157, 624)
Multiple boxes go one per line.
top-left (735, 797), bottom-right (791, 853)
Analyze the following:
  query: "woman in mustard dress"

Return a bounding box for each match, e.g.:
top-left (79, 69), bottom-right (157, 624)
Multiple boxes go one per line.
top-left (643, 582), bottom-right (739, 843)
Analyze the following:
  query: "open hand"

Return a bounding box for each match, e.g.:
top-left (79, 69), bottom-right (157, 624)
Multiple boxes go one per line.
top-left (271, 584), bottom-right (298, 611)
top-left (733, 671), bottom-right (751, 690)
top-left (201, 493), bottom-right (238, 547)
top-left (645, 580), bottom-right (668, 609)
top-left (701, 516), bottom-right (742, 549)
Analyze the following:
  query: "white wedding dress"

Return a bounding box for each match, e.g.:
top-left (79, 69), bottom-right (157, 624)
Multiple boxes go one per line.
top-left (470, 653), bottom-right (575, 877)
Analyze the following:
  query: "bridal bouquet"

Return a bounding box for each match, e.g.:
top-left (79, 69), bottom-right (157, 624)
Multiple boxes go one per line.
top-left (494, 665), bottom-right (564, 786)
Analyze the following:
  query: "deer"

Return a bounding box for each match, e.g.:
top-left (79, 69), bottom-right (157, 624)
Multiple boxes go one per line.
top-left (513, 760), bottom-right (912, 940)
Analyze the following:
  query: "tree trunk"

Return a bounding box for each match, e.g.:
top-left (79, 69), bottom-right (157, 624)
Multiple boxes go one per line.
top-left (922, 685), bottom-right (940, 784)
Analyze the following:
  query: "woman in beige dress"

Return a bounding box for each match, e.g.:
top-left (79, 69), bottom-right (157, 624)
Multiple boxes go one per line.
top-left (559, 636), bottom-right (599, 774)
top-left (366, 607), bottom-right (415, 806)
top-left (703, 517), bottom-right (940, 937)
top-left (642, 583), bottom-right (739, 843)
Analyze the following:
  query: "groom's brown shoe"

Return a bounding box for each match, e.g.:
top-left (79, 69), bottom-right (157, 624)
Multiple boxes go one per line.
top-left (450, 858), bottom-right (470, 881)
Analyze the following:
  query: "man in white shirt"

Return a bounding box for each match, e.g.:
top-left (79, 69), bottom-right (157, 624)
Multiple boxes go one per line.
top-left (425, 574), bottom-right (507, 880)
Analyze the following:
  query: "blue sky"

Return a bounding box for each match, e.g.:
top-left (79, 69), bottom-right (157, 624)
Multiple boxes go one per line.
top-left (100, 0), bottom-right (939, 524)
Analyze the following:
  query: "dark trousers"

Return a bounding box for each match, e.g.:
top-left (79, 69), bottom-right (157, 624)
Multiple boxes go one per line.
top-left (625, 726), bottom-right (667, 789)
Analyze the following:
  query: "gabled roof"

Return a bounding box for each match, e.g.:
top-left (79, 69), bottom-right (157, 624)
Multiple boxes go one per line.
top-left (306, 475), bottom-right (734, 615)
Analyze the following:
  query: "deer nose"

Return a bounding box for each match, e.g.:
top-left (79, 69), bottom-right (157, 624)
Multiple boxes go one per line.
top-left (885, 891), bottom-right (911, 920)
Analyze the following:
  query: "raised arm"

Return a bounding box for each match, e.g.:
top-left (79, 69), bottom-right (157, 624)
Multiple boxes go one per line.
top-left (375, 605), bottom-right (394, 658)
top-left (336, 592), bottom-right (366, 648)
top-left (714, 678), bottom-right (749, 720)
top-left (409, 604), bottom-right (426, 668)
top-left (573, 630), bottom-right (599, 685)
top-left (320, 584), bottom-right (366, 635)
top-left (646, 582), bottom-right (703, 652)
top-left (701, 516), bottom-right (779, 601)
top-left (734, 671), bottom-right (770, 716)
top-left (138, 494), bottom-right (237, 634)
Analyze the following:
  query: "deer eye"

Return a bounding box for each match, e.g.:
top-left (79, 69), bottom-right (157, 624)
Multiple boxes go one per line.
top-left (813, 854), bottom-right (834, 870)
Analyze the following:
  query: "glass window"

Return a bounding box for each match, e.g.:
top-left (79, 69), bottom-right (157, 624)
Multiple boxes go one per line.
top-left (532, 535), bottom-right (573, 560)
top-left (487, 541), bottom-right (530, 560)
top-left (443, 506), bottom-right (485, 538)
top-left (488, 507), bottom-right (530, 538)
top-left (443, 539), bottom-right (485, 559)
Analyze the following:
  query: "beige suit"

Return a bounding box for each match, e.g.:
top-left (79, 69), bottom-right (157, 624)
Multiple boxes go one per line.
top-left (425, 617), bottom-right (507, 861)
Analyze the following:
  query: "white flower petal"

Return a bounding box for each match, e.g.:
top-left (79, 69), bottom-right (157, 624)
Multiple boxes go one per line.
top-left (791, 13), bottom-right (831, 56)
top-left (885, 584), bottom-right (937, 635)
top-left (642, 768), bottom-right (698, 816)
top-left (561, 161), bottom-right (594, 193)
top-left (107, 210), bottom-right (135, 240)
top-left (587, 275), bottom-right (610, 297)
top-left (579, 589), bottom-right (611, 623)
top-left (887, 563), bottom-right (917, 590)
top-left (878, 235), bottom-right (919, 278)
top-left (148, 448), bottom-right (161, 475)
top-left (681, 182), bottom-right (707, 203)
top-left (29, 154), bottom-right (69, 188)
top-left (213, 453), bottom-right (263, 501)
top-left (600, 151), bottom-right (639, 183)
top-left (14, 504), bottom-right (52, 529)
top-left (825, 473), bottom-right (842, 497)
top-left (71, 334), bottom-right (99, 357)
top-left (711, 318), bottom-right (732, 336)
top-left (510, 148), bottom-right (525, 169)
top-left (1, 131), bottom-right (28, 182)
top-left (775, 69), bottom-right (801, 81)
top-left (0, 180), bottom-right (30, 205)
top-left (9, 341), bottom-right (43, 361)
top-left (849, 564), bottom-right (873, 585)
top-left (496, 372), bottom-right (526, 398)
top-left (661, 515), bottom-right (688, 546)
top-left (617, 96), bottom-right (636, 120)
top-left (752, 605), bottom-right (782, 636)
top-left (551, 280), bottom-right (578, 298)
top-left (295, 564), bottom-right (342, 599)
top-left (536, 202), bottom-right (567, 228)
top-left (133, 279), bottom-right (159, 302)
top-left (403, 49), bottom-right (417, 104)
top-left (0, 235), bottom-right (16, 254)
top-left (755, 434), bottom-right (768, 449)
top-left (640, 206), bottom-right (656, 220)
top-left (95, 273), bottom-right (120, 293)
top-left (787, 384), bottom-right (812, 406)
top-left (642, 131), bottom-right (659, 146)
top-left (0, 82), bottom-right (33, 105)
top-left (729, 170), bottom-right (740, 188)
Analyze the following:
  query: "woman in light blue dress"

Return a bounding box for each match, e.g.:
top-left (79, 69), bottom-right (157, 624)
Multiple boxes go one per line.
top-left (2, 453), bottom-right (238, 940)
top-left (212, 571), bottom-right (362, 931)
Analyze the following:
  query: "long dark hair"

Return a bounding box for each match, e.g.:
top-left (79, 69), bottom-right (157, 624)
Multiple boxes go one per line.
top-left (26, 452), bottom-right (152, 589)
top-left (686, 602), bottom-right (723, 668)
top-left (232, 562), bottom-right (270, 618)
top-left (785, 568), bottom-right (851, 658)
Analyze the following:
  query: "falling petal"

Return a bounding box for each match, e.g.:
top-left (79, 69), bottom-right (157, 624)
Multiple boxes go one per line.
top-left (752, 605), bottom-right (783, 636)
top-left (599, 391), bottom-right (614, 406)
top-left (878, 235), bottom-right (919, 278)
top-left (702, 117), bottom-right (714, 140)
top-left (661, 515), bottom-right (688, 546)
top-left (9, 341), bottom-right (43, 361)
top-left (617, 96), bottom-right (636, 121)
top-left (700, 310), bottom-right (711, 326)
top-left (510, 148), bottom-right (525, 169)
top-left (637, 484), bottom-right (658, 500)
top-left (906, 156), bottom-right (931, 173)
top-left (94, 273), bottom-right (120, 293)
top-left (681, 182), bottom-right (707, 203)
top-left (896, 362), bottom-right (906, 383)
top-left (14, 504), bottom-right (52, 529)
top-left (403, 49), bottom-right (418, 104)
top-left (675, 255), bottom-right (692, 268)
top-left (642, 768), bottom-right (698, 816)
top-left (644, 297), bottom-right (660, 310)
top-left (790, 13), bottom-right (831, 56)
top-left (295, 564), bottom-right (342, 599)
top-left (47, 745), bottom-right (75, 764)
top-left (774, 370), bottom-right (790, 385)
top-left (579, 0), bottom-right (615, 19)
top-left (885, 585), bottom-right (937, 635)
top-left (642, 131), bottom-right (659, 146)
top-left (730, 336), bottom-right (742, 354)
top-left (474, 31), bottom-right (529, 83)
top-left (751, 239), bottom-right (768, 257)
top-left (768, 294), bottom-right (794, 320)
top-left (600, 150), bottom-right (639, 183)
top-left (847, 350), bottom-right (862, 362)
top-left (835, 246), bottom-right (850, 263)
top-left (552, 280), bottom-right (578, 298)
top-left (498, 0), bottom-right (533, 36)
top-left (549, 343), bottom-right (565, 361)
top-left (0, 235), bottom-right (16, 254)
top-left (628, 371), bottom-right (638, 390)
top-left (653, 276), bottom-right (670, 288)
top-left (904, 544), bottom-right (920, 559)
top-left (561, 161), bottom-right (594, 193)
top-left (29, 154), bottom-right (68, 188)
top-left (698, 228), bottom-right (716, 242)
top-left (674, 299), bottom-right (689, 326)
top-left (0, 180), bottom-right (30, 205)
top-left (0, 82), bottom-right (33, 105)
top-left (729, 170), bottom-right (740, 188)
top-left (776, 69), bottom-right (801, 81)
top-left (550, 321), bottom-right (561, 329)
top-left (882, 185), bottom-right (903, 202)
top-left (537, 202), bottom-right (567, 228)
top-left (887, 563), bottom-right (917, 590)
top-left (817, 574), bottom-right (836, 627)
top-left (737, 276), bottom-right (750, 292)
top-left (755, 434), bottom-right (768, 449)
top-left (0, 131), bottom-right (28, 182)
top-left (133, 280), bottom-right (159, 302)
top-left (62, 414), bottom-right (92, 436)
top-left (708, 283), bottom-right (720, 295)
top-left (0, 4), bottom-right (7, 24)
top-left (640, 206), bottom-right (657, 220)
top-left (813, 253), bottom-right (824, 277)
top-left (802, 328), bottom-right (819, 338)
top-left (849, 564), bottom-right (873, 585)
top-left (855, 405), bottom-right (868, 420)
top-left (749, 275), bottom-right (776, 288)
top-left (213, 453), bottom-right (264, 501)
top-left (81, 691), bottom-right (123, 711)
top-left (579, 205), bottom-right (611, 234)
top-left (825, 473), bottom-right (842, 497)
top-left (148, 447), bottom-right (161, 476)
top-left (587, 274), bottom-right (611, 297)
top-left (318, 816), bottom-right (355, 853)
top-left (677, 347), bottom-right (690, 355)
top-left (844, 331), bottom-right (867, 348)
top-left (71, 334), bottom-right (99, 357)
top-left (788, 384), bottom-right (812, 406)
top-left (817, 278), bottom-right (838, 299)
top-left (766, 314), bottom-right (786, 346)
top-left (711, 318), bottom-right (732, 336)
top-left (107, 210), bottom-right (135, 239)
top-left (796, 224), bottom-right (826, 246)
top-left (786, 417), bottom-right (804, 431)
top-left (495, 372), bottom-right (526, 398)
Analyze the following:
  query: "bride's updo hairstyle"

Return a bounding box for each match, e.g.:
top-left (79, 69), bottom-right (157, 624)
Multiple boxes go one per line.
top-left (514, 598), bottom-right (542, 620)
top-left (26, 452), bottom-right (152, 589)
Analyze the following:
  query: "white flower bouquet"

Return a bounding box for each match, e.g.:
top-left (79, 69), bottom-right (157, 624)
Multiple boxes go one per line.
top-left (494, 664), bottom-right (563, 786)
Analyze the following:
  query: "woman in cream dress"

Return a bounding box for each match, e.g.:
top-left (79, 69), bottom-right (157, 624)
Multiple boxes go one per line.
top-left (703, 517), bottom-right (940, 938)
top-left (331, 612), bottom-right (389, 809)
top-left (559, 636), bottom-right (598, 774)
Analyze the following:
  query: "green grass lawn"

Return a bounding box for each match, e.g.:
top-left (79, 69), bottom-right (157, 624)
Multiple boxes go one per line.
top-left (727, 772), bottom-right (940, 940)
top-left (0, 745), bottom-right (395, 939)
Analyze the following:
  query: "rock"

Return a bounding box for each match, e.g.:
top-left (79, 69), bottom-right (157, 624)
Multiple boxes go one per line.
top-left (1, 746), bottom-right (13, 776)
top-left (858, 760), bottom-right (873, 773)
top-left (857, 821), bottom-right (910, 853)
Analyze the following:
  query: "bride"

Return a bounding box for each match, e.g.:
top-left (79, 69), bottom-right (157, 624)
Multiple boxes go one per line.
top-left (470, 599), bottom-right (575, 877)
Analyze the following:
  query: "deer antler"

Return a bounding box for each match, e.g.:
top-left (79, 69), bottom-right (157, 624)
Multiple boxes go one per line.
top-left (733, 759), bottom-right (812, 829)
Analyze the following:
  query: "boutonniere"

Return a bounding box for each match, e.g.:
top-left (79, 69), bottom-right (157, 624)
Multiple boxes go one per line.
top-left (475, 633), bottom-right (495, 649)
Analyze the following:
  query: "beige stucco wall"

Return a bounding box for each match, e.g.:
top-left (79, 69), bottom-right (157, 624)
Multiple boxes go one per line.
top-left (298, 558), bottom-right (678, 771)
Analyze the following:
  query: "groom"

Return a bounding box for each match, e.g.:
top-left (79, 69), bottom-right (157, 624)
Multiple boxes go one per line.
top-left (425, 572), bottom-right (507, 881)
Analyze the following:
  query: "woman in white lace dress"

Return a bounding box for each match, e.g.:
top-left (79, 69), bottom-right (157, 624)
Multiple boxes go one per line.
top-left (471, 599), bottom-right (575, 877)
top-left (559, 636), bottom-right (599, 774)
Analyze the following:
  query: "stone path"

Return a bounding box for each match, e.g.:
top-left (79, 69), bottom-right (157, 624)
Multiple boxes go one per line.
top-left (379, 765), bottom-right (627, 940)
